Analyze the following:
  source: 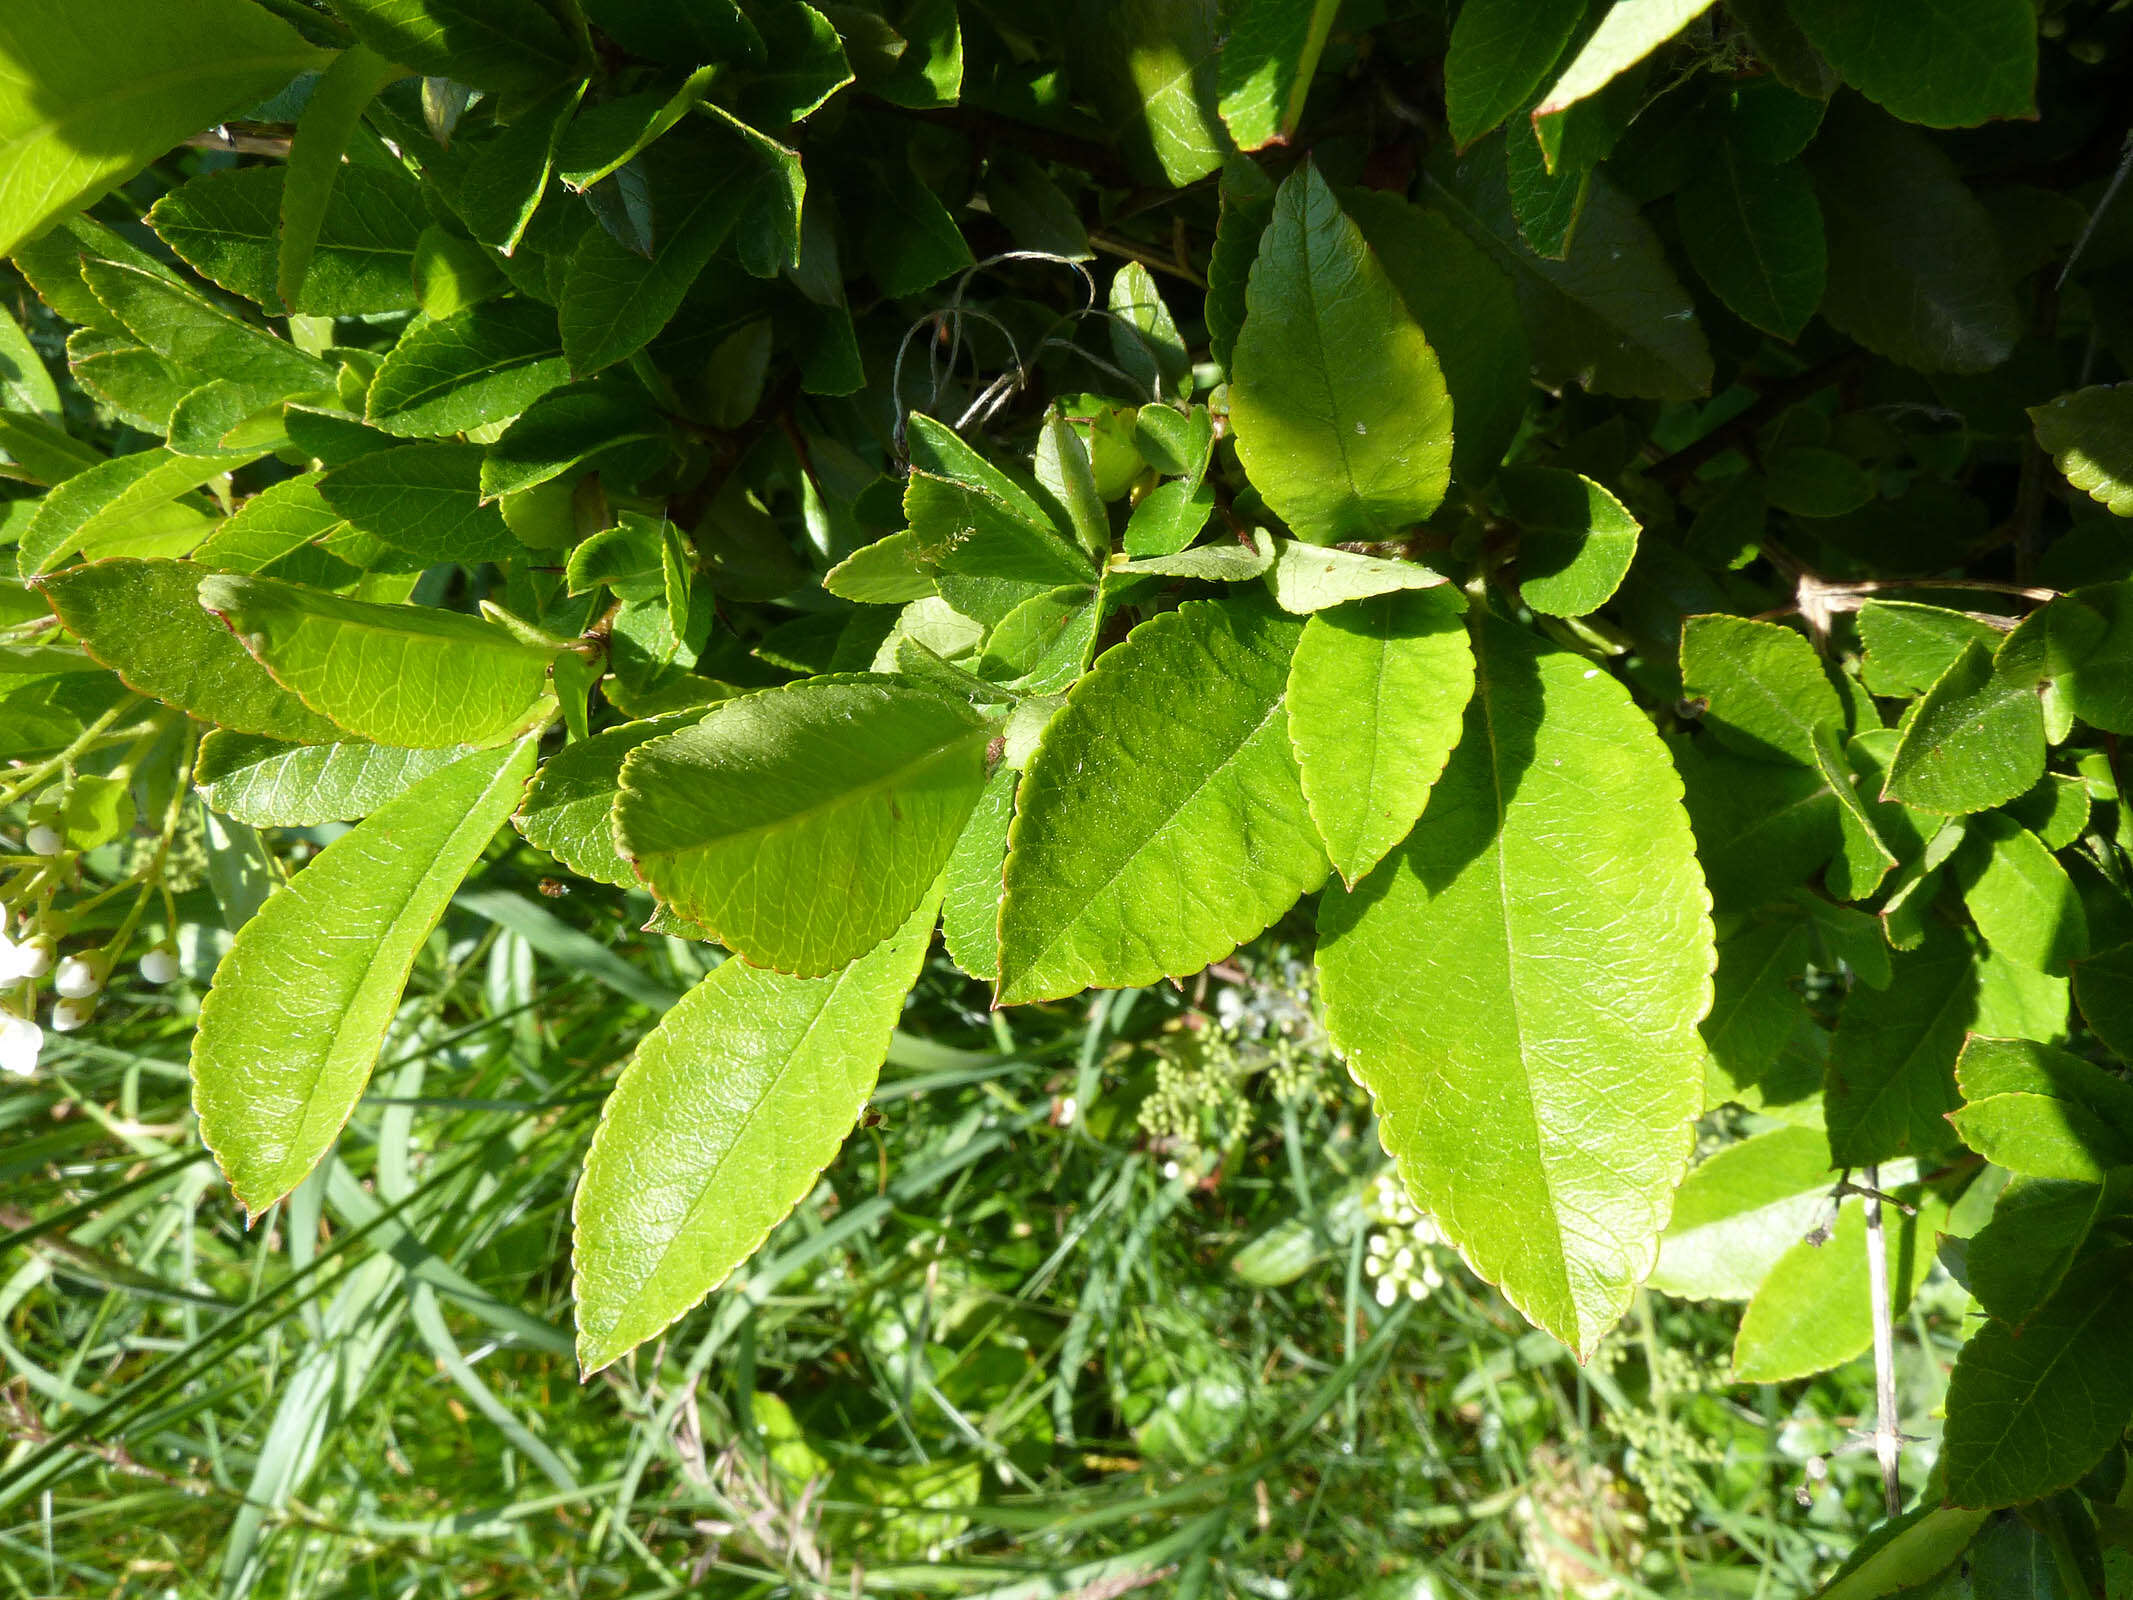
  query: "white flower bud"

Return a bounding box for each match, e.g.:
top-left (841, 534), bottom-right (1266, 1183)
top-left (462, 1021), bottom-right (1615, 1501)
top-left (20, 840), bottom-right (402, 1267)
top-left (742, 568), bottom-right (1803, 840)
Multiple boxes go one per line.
top-left (13, 934), bottom-right (55, 980)
top-left (138, 945), bottom-right (180, 985)
top-left (0, 1012), bottom-right (40, 1076)
top-left (53, 952), bottom-right (108, 999)
top-left (1375, 1276), bottom-right (1398, 1308)
top-left (24, 822), bottom-right (64, 856)
top-left (50, 995), bottom-right (94, 1033)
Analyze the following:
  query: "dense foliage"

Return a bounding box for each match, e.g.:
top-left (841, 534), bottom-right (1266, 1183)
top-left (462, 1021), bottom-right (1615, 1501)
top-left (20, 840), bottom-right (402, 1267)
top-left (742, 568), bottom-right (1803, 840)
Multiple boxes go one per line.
top-left (5, 0), bottom-right (2133, 1590)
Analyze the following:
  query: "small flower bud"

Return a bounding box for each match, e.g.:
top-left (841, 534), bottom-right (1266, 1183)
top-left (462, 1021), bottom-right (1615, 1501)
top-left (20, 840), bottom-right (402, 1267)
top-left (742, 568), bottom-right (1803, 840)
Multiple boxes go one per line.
top-left (0, 1011), bottom-right (40, 1076)
top-left (50, 995), bottom-right (94, 1033)
top-left (138, 945), bottom-right (180, 985)
top-left (14, 934), bottom-right (55, 981)
top-left (24, 822), bottom-right (64, 856)
top-left (53, 952), bottom-right (108, 1000)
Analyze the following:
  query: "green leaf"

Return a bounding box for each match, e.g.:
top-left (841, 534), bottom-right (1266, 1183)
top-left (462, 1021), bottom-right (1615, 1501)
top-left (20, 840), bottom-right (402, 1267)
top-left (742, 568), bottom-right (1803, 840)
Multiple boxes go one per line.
top-left (38, 558), bottom-right (345, 741)
top-left (1950, 1095), bottom-right (2131, 1182)
top-left (616, 675), bottom-right (989, 975)
top-left (980, 584), bottom-right (1101, 694)
top-left (195, 732), bottom-right (473, 826)
top-left (571, 887), bottom-right (938, 1374)
top-left (1107, 261), bottom-right (1191, 402)
top-left (80, 259), bottom-right (331, 408)
top-left (1537, 0), bottom-right (1716, 116)
top-left (823, 533), bottom-right (937, 605)
top-left (1823, 925), bottom-right (2060, 1168)
top-left (2007, 774), bottom-right (2091, 853)
top-left (1952, 813), bottom-right (2089, 975)
top-left (0, 304), bottom-right (58, 419)
top-left (198, 572), bottom-right (560, 748)
top-left (940, 762), bottom-right (1018, 982)
top-left (1649, 1124), bottom-right (1834, 1301)
top-left (514, 712), bottom-right (694, 887)
top-left (1206, 155), bottom-right (1276, 375)
top-left (2074, 943), bottom-right (2133, 1063)
top-left (1884, 640), bottom-right (2046, 815)
top-left (1079, 0), bottom-right (1227, 188)
top-left (1680, 613), bottom-right (1843, 767)
top-left (1857, 601), bottom-right (2004, 696)
top-left (1732, 1182), bottom-right (1946, 1381)
top-left (1966, 1176), bottom-right (2105, 1328)
top-left (1443, 0), bottom-right (1584, 149)
top-left (1675, 735), bottom-right (1839, 909)
top-left (1287, 589), bottom-right (1473, 888)
top-left (2031, 385), bottom-right (2133, 518)
top-left (17, 448), bottom-right (238, 576)
top-left (317, 443), bottom-right (520, 565)
top-left (1263, 540), bottom-right (1451, 614)
top-left (1317, 614), bottom-right (1714, 1357)
top-left (1430, 138), bottom-right (1713, 402)
top-left (902, 415), bottom-right (1092, 588)
top-left (1805, 99), bottom-right (2021, 375)
top-left (279, 45), bottom-right (405, 314)
top-left (1500, 466), bottom-right (1639, 616)
top-left (997, 596), bottom-right (1325, 1004)
top-left (2050, 581), bottom-right (2133, 734)
top-left (1216, 0), bottom-right (1340, 151)
top-left (460, 81), bottom-right (584, 254)
top-left (366, 301), bottom-right (571, 438)
top-left (560, 143), bottom-right (750, 376)
top-left (331, 0), bottom-right (587, 96)
top-left (194, 472), bottom-right (360, 583)
top-left (554, 66), bottom-right (721, 192)
top-left (1121, 480), bottom-right (1216, 560)
top-left (1787, 0), bottom-right (2035, 128)
top-left (1036, 407), bottom-right (1112, 561)
top-left (1814, 722), bottom-right (1897, 901)
top-left (0, 0), bottom-right (328, 259)
top-left (1815, 1505), bottom-right (1992, 1600)
top-left (1230, 165), bottom-right (1453, 544)
top-left (0, 411), bottom-right (94, 484)
top-left (192, 736), bottom-right (537, 1217)
top-left (1114, 527), bottom-right (1275, 582)
top-left (1942, 1248), bottom-right (2133, 1509)
top-left (1345, 190), bottom-right (1530, 484)
top-left (1677, 146), bottom-right (1825, 341)
top-left (1701, 916), bottom-right (1814, 1109)
top-left (732, 0), bottom-right (850, 125)
top-left (1503, 108), bottom-right (1588, 260)
top-left (1956, 1035), bottom-right (2133, 1127)
top-left (479, 381), bottom-right (668, 500)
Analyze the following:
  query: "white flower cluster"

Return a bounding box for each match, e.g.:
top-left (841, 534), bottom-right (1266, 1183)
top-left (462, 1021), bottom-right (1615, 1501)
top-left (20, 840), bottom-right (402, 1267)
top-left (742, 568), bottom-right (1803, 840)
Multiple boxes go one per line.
top-left (1364, 1170), bottom-right (1449, 1308)
top-left (2, 915), bottom-right (179, 1078)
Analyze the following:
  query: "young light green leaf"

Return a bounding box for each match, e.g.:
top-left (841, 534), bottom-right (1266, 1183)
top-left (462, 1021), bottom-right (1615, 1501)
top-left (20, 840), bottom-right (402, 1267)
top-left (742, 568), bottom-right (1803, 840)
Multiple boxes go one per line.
top-left (572, 887), bottom-right (938, 1375)
top-left (1443, 0), bottom-right (1584, 149)
top-left (0, 305), bottom-right (58, 418)
top-left (1537, 0), bottom-right (1716, 117)
top-left (1812, 722), bottom-right (1897, 902)
top-left (1649, 1124), bottom-right (1839, 1301)
top-left (198, 572), bottom-right (560, 748)
top-left (1884, 639), bottom-right (2046, 815)
top-left (2031, 384), bottom-right (2133, 518)
top-left (997, 597), bottom-right (1326, 1004)
top-left (940, 763), bottom-right (1018, 982)
top-left (515, 711), bottom-right (696, 887)
top-left (1815, 1505), bottom-right (1992, 1600)
top-left (196, 732), bottom-right (473, 826)
top-left (1731, 1185), bottom-right (1946, 1382)
top-left (80, 258), bottom-right (332, 408)
top-left (1806, 99), bottom-right (2021, 375)
top-left (17, 448), bottom-right (238, 575)
top-left (1287, 589), bottom-right (1473, 888)
top-left (317, 444), bottom-right (519, 566)
top-left (1345, 189), bottom-right (1530, 484)
top-left (38, 558), bottom-right (346, 741)
top-left (1229, 164), bottom-right (1453, 545)
top-left (0, 0), bottom-right (328, 259)
top-left (279, 45), bottom-right (405, 314)
top-left (1216, 0), bottom-right (1340, 151)
top-left (980, 584), bottom-right (1101, 694)
top-left (1787, 0), bottom-right (2035, 128)
top-left (1317, 614), bottom-right (1715, 1358)
top-left (1264, 540), bottom-right (1450, 614)
top-left (1942, 1248), bottom-right (2133, 1509)
top-left (1951, 813), bottom-right (2088, 975)
top-left (1121, 480), bottom-right (1216, 560)
top-left (1949, 1094), bottom-right (2131, 1182)
top-left (1680, 613), bottom-right (1843, 767)
top-left (1107, 261), bottom-right (1190, 402)
top-left (1500, 466), bottom-right (1639, 616)
top-left (616, 675), bottom-right (989, 976)
top-left (192, 736), bottom-right (537, 1218)
top-left (823, 533), bottom-right (937, 605)
top-left (1114, 526), bottom-right (1276, 582)
top-left (1206, 155), bottom-right (1277, 374)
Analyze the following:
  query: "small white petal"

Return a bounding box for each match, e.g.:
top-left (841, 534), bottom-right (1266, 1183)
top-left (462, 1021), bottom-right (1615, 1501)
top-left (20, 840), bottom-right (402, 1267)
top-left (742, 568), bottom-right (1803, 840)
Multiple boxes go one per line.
top-left (139, 947), bottom-right (180, 986)
top-left (54, 955), bottom-right (106, 1000)
top-left (25, 823), bottom-right (64, 856)
top-left (50, 997), bottom-right (94, 1033)
top-left (0, 1014), bottom-right (41, 1076)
